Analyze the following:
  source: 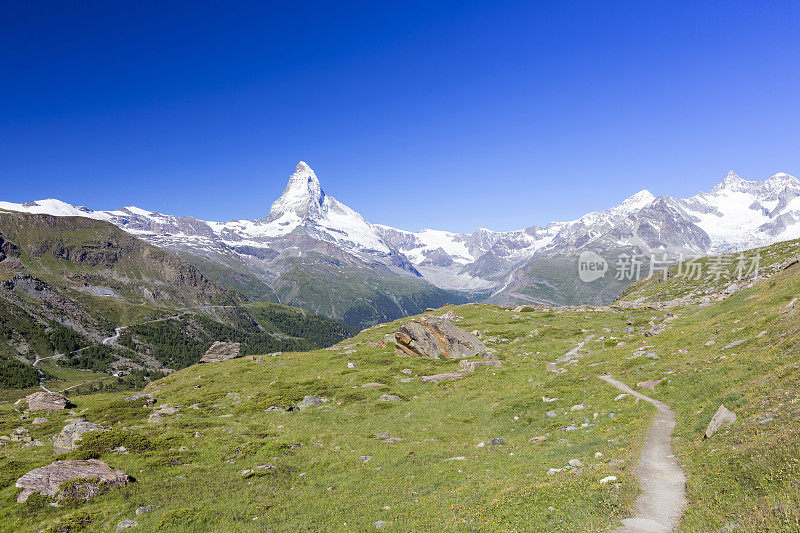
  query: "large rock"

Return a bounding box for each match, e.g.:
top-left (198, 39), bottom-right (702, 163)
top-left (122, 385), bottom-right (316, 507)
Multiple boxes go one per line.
top-left (26, 392), bottom-right (68, 411)
top-left (53, 419), bottom-right (105, 454)
top-left (705, 405), bottom-right (737, 438)
top-left (296, 396), bottom-right (328, 410)
top-left (15, 459), bottom-right (128, 503)
top-left (394, 316), bottom-right (486, 360)
top-left (199, 341), bottom-right (241, 363)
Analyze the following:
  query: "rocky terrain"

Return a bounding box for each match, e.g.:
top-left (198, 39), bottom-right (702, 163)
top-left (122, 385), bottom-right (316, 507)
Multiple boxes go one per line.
top-left (0, 237), bottom-right (799, 531)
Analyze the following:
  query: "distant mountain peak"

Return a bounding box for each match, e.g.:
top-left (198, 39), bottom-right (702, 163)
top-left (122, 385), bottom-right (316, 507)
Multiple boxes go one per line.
top-left (764, 172), bottom-right (800, 192)
top-left (711, 170), bottom-right (750, 194)
top-left (268, 161), bottom-right (326, 221)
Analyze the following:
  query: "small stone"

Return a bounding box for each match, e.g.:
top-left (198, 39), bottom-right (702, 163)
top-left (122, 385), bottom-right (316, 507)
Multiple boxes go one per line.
top-left (545, 411), bottom-right (557, 418)
top-left (599, 476), bottom-right (617, 485)
top-left (594, 452), bottom-right (604, 458)
top-left (636, 379), bottom-right (662, 391)
top-left (704, 340), bottom-right (716, 347)
top-left (568, 459), bottom-right (583, 468)
top-left (117, 519), bottom-right (138, 530)
top-left (135, 505), bottom-right (156, 515)
top-left (570, 404), bottom-right (585, 411)
top-left (359, 456), bottom-right (372, 463)
top-left (476, 441), bottom-right (486, 448)
top-left (240, 469), bottom-right (254, 477)
top-left (32, 418), bottom-right (48, 425)
top-left (489, 437), bottom-right (503, 445)
top-left (347, 362), bottom-right (356, 369)
top-left (377, 394), bottom-right (402, 403)
top-left (614, 394), bottom-right (629, 401)
top-left (375, 521), bottom-right (387, 529)
top-left (297, 396), bottom-right (328, 410)
top-left (529, 436), bottom-right (547, 443)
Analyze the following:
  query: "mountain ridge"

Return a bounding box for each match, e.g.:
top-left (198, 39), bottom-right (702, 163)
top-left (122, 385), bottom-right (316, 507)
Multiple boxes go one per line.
top-left (3, 164), bottom-right (800, 321)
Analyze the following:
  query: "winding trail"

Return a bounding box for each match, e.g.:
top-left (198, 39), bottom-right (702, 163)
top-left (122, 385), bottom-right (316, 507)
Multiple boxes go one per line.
top-left (599, 375), bottom-right (687, 533)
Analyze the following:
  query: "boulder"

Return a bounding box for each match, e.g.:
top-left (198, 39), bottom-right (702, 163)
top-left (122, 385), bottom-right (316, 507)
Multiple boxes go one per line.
top-left (15, 459), bottom-right (128, 503)
top-left (637, 379), bottom-right (663, 391)
top-left (53, 419), bottom-right (105, 454)
top-left (26, 391), bottom-right (68, 412)
top-left (705, 405), bottom-right (737, 438)
top-left (199, 341), bottom-right (241, 363)
top-left (123, 393), bottom-right (155, 403)
top-left (394, 316), bottom-right (486, 359)
top-left (377, 394), bottom-right (402, 403)
top-left (297, 396), bottom-right (328, 410)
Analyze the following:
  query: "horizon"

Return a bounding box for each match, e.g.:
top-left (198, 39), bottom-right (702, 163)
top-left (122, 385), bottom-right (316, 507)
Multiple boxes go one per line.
top-left (2, 1), bottom-right (799, 232)
top-left (3, 164), bottom-right (798, 234)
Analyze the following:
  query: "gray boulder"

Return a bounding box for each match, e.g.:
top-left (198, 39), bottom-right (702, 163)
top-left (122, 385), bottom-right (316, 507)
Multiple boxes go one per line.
top-left (705, 405), bottom-right (737, 438)
top-left (53, 419), bottom-right (105, 454)
top-left (15, 459), bottom-right (128, 503)
top-left (394, 316), bottom-right (486, 359)
top-left (297, 396), bottom-right (328, 410)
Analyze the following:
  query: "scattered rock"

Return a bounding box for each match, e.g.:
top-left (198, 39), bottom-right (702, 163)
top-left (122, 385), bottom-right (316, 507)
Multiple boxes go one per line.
top-left (459, 360), bottom-right (503, 372)
top-left (123, 393), bottom-right (154, 403)
top-left (116, 519), bottom-right (138, 530)
top-left (705, 405), bottom-right (737, 438)
top-left (199, 341), bottom-right (241, 363)
top-left (568, 459), bottom-right (583, 468)
top-left (374, 521), bottom-right (387, 529)
top-left (476, 441), bottom-right (486, 447)
top-left (545, 411), bottom-right (557, 418)
top-left (637, 380), bottom-right (663, 391)
top-left (394, 316), bottom-right (487, 359)
top-left (25, 391), bottom-right (68, 411)
top-left (490, 437), bottom-right (503, 445)
top-left (443, 456), bottom-right (466, 461)
top-left (32, 417), bottom-right (48, 425)
top-left (359, 456), bottom-right (372, 463)
top-left (599, 476), bottom-right (618, 485)
top-left (420, 372), bottom-right (464, 383)
top-left (297, 396), bottom-right (328, 410)
top-left (377, 394), bottom-right (402, 403)
top-left (347, 362), bottom-right (356, 369)
top-left (722, 339), bottom-right (745, 350)
top-left (529, 436), bottom-right (547, 443)
top-left (704, 340), bottom-right (716, 347)
top-left (53, 419), bottom-right (105, 454)
top-left (135, 505), bottom-right (157, 515)
top-left (570, 404), bottom-right (585, 411)
top-left (614, 394), bottom-right (629, 401)
top-left (15, 459), bottom-right (128, 503)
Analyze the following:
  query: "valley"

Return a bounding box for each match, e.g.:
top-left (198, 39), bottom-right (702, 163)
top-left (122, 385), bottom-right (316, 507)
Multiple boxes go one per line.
top-left (1, 237), bottom-right (798, 531)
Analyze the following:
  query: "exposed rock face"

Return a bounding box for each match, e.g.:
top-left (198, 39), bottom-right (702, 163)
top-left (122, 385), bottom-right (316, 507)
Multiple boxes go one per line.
top-left (200, 341), bottom-right (241, 363)
top-left (705, 405), bottom-right (737, 438)
top-left (53, 419), bottom-right (105, 454)
top-left (15, 459), bottom-right (128, 503)
top-left (394, 316), bottom-right (486, 359)
top-left (26, 391), bottom-right (68, 411)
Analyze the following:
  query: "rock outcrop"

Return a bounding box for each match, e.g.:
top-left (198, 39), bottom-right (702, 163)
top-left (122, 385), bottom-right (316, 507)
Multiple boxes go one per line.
top-left (705, 405), bottom-right (737, 438)
top-left (200, 341), bottom-right (241, 363)
top-left (53, 419), bottom-right (105, 454)
top-left (15, 459), bottom-right (128, 503)
top-left (394, 316), bottom-right (486, 359)
top-left (25, 391), bottom-right (68, 411)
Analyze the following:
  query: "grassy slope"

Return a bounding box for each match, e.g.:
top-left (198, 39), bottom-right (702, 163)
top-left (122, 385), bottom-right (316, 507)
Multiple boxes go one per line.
top-left (2, 238), bottom-right (800, 531)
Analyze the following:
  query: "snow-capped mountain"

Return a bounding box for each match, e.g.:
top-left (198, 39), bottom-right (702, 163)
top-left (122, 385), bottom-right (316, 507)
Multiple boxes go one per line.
top-left (2, 163), bottom-right (799, 318)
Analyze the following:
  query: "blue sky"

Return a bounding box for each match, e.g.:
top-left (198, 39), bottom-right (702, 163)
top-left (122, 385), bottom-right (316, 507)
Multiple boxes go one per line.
top-left (1, 1), bottom-right (799, 232)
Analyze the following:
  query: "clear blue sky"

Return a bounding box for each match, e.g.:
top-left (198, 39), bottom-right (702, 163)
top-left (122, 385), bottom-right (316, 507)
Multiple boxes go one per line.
top-left (1, 1), bottom-right (798, 232)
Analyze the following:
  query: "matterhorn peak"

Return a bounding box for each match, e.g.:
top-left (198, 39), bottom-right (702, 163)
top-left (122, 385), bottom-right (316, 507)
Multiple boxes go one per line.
top-left (267, 161), bottom-right (327, 221)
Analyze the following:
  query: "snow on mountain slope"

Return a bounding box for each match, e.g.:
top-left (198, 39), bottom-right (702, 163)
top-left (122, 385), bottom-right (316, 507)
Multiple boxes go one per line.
top-left (3, 164), bottom-right (800, 303)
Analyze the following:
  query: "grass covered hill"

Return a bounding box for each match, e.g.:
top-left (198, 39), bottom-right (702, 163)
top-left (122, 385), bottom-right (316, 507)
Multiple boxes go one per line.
top-left (1, 237), bottom-right (800, 531)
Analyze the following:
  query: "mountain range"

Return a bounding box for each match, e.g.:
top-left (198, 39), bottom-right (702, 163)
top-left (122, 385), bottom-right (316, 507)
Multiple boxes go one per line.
top-left (3, 163), bottom-right (799, 328)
